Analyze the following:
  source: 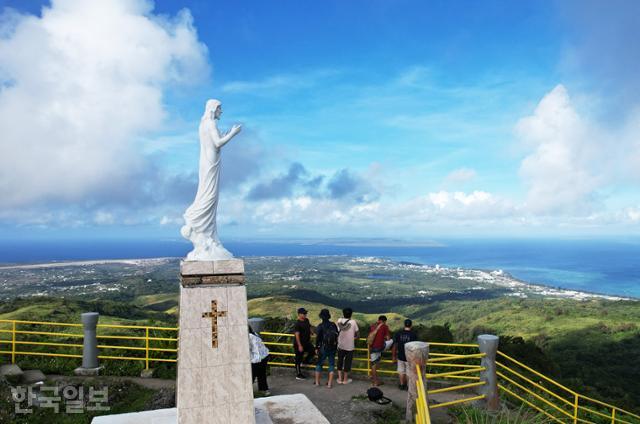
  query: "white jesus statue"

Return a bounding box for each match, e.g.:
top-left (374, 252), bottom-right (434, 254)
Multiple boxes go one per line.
top-left (181, 99), bottom-right (241, 261)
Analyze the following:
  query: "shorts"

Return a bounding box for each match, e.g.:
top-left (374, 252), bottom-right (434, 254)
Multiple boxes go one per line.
top-left (370, 347), bottom-right (384, 365)
top-left (337, 349), bottom-right (354, 372)
top-left (397, 359), bottom-right (408, 374)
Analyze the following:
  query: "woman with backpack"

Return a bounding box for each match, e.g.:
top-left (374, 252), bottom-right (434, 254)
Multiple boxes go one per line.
top-left (314, 308), bottom-right (339, 388)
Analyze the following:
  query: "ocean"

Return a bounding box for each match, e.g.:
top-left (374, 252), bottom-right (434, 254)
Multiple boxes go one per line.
top-left (1, 238), bottom-right (639, 298)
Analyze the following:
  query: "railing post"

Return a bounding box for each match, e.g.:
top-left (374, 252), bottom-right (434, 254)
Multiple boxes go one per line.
top-left (145, 327), bottom-right (150, 370)
top-left (478, 334), bottom-right (499, 411)
top-left (11, 321), bottom-right (16, 364)
top-left (74, 312), bottom-right (101, 376)
top-left (405, 341), bottom-right (429, 422)
top-left (611, 407), bottom-right (616, 424)
top-left (573, 394), bottom-right (579, 424)
top-left (367, 345), bottom-right (371, 377)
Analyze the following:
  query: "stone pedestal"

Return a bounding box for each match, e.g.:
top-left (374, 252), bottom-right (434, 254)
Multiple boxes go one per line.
top-left (74, 312), bottom-right (103, 376)
top-left (404, 341), bottom-right (429, 422)
top-left (177, 259), bottom-right (255, 424)
top-left (478, 334), bottom-right (499, 411)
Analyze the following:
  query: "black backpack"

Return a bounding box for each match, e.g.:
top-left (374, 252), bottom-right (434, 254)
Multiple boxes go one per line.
top-left (322, 322), bottom-right (338, 349)
top-left (366, 387), bottom-right (392, 405)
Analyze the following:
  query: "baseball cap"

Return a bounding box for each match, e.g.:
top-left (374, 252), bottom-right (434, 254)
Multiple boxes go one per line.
top-left (297, 307), bottom-right (308, 314)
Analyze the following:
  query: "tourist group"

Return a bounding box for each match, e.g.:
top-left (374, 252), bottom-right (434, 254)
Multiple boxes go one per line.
top-left (248, 307), bottom-right (417, 395)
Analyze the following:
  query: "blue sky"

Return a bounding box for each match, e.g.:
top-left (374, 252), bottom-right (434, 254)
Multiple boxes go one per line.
top-left (0, 0), bottom-right (639, 241)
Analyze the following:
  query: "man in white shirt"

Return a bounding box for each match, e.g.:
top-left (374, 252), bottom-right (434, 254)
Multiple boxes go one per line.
top-left (336, 307), bottom-right (359, 385)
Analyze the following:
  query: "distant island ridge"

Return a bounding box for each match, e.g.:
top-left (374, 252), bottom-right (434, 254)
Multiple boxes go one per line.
top-left (1, 237), bottom-right (639, 299)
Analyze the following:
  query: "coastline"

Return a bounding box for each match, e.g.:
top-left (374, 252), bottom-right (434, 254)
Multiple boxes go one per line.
top-left (378, 257), bottom-right (635, 302)
top-left (0, 257), bottom-right (174, 270)
top-left (1, 255), bottom-right (637, 302)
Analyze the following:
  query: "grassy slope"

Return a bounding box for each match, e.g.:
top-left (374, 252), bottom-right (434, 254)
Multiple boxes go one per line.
top-left (249, 295), bottom-right (640, 341)
top-left (0, 297), bottom-right (176, 327)
top-left (407, 297), bottom-right (640, 340)
top-left (133, 293), bottom-right (179, 314)
top-left (248, 295), bottom-right (407, 328)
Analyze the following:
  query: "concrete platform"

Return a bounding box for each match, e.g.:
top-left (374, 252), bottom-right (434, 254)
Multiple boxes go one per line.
top-left (255, 394), bottom-right (330, 424)
top-left (91, 394), bottom-right (329, 424)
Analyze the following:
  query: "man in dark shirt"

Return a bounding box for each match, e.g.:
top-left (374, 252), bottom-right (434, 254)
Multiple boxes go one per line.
top-left (293, 307), bottom-right (315, 380)
top-left (392, 319), bottom-right (418, 390)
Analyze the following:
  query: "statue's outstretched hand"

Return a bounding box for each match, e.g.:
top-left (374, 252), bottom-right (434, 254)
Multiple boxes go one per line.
top-left (230, 124), bottom-right (242, 137)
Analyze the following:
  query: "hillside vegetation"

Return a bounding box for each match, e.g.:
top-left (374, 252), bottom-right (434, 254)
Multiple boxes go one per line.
top-left (0, 256), bottom-right (638, 412)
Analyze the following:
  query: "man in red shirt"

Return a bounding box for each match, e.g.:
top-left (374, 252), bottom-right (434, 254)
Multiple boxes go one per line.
top-left (368, 315), bottom-right (391, 386)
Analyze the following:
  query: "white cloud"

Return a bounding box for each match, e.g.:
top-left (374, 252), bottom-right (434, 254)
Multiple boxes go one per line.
top-left (626, 208), bottom-right (640, 223)
top-left (430, 191), bottom-right (492, 209)
top-left (221, 69), bottom-right (339, 94)
top-left (241, 189), bottom-right (513, 231)
top-left (94, 211), bottom-right (115, 225)
top-left (443, 168), bottom-right (477, 185)
top-left (0, 0), bottom-right (208, 207)
top-left (517, 85), bottom-right (602, 214)
top-left (413, 190), bottom-right (514, 221)
top-left (293, 196), bottom-right (312, 210)
top-left (160, 215), bottom-right (181, 226)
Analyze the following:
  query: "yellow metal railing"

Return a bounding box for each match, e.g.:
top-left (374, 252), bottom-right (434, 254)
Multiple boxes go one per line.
top-left (0, 319), bottom-right (178, 369)
top-left (261, 331), bottom-right (485, 378)
top-left (424, 349), bottom-right (486, 412)
top-left (261, 331), bottom-right (639, 423)
top-left (1, 319), bottom-right (638, 423)
top-left (496, 351), bottom-right (640, 424)
top-left (416, 364), bottom-right (431, 424)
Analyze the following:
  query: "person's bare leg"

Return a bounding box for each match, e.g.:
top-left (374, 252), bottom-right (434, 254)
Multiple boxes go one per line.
top-left (399, 373), bottom-right (407, 386)
top-left (315, 371), bottom-right (320, 386)
top-left (371, 364), bottom-right (378, 385)
top-left (327, 371), bottom-right (334, 388)
top-left (337, 370), bottom-right (343, 383)
top-left (344, 371), bottom-right (350, 383)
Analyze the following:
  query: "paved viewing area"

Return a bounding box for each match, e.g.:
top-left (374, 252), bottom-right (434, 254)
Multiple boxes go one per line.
top-left (50, 369), bottom-right (458, 423)
top-left (264, 368), bottom-right (456, 423)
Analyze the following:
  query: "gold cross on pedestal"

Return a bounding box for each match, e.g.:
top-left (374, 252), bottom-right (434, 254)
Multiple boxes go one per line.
top-left (202, 299), bottom-right (227, 348)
